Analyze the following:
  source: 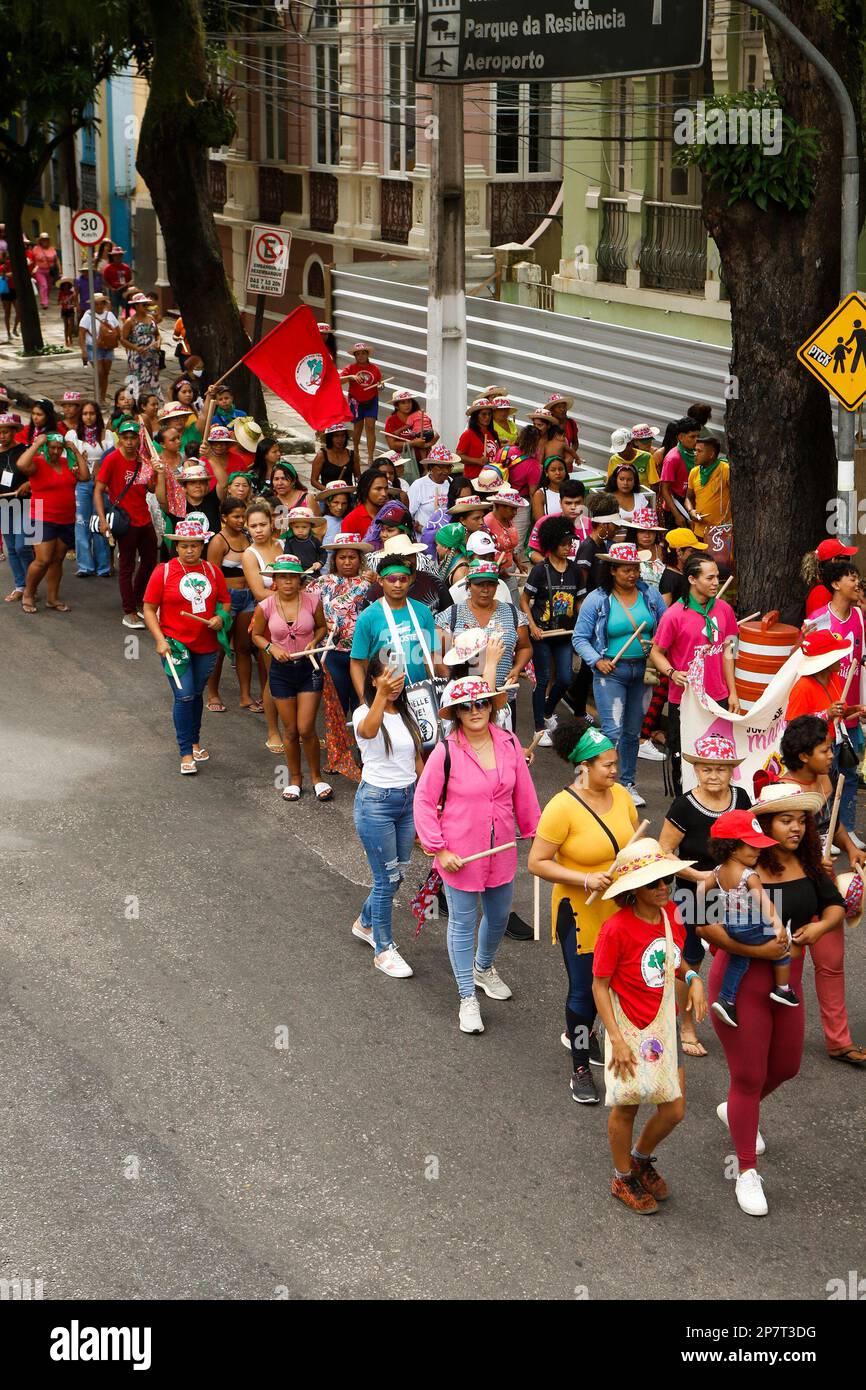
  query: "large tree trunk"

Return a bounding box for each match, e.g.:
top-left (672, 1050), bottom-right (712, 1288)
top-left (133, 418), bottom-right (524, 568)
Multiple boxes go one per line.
top-left (2, 188), bottom-right (43, 353)
top-left (136, 0), bottom-right (264, 419)
top-left (703, 1), bottom-right (864, 613)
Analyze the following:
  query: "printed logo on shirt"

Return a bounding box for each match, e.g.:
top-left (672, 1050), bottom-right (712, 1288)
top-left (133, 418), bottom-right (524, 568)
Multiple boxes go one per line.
top-left (640, 937), bottom-right (682, 988)
top-left (179, 571), bottom-right (212, 603)
top-left (295, 353), bottom-right (324, 394)
top-left (355, 369), bottom-right (375, 388)
top-left (185, 510), bottom-right (210, 531)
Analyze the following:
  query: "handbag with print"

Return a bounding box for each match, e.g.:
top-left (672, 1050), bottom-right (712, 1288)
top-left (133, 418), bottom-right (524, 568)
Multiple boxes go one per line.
top-left (603, 910), bottom-right (682, 1107)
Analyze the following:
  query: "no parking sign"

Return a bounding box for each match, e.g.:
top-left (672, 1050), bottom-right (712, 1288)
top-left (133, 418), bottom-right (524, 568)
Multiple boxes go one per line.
top-left (245, 224), bottom-right (292, 297)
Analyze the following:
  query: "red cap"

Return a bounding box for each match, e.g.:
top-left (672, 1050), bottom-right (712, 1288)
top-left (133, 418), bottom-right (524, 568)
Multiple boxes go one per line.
top-left (711, 810), bottom-right (777, 847)
top-left (801, 629), bottom-right (848, 660)
top-left (816, 538), bottom-right (857, 561)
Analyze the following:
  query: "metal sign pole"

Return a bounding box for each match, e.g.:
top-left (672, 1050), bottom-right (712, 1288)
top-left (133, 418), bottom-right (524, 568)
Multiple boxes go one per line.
top-left (88, 246), bottom-right (99, 405)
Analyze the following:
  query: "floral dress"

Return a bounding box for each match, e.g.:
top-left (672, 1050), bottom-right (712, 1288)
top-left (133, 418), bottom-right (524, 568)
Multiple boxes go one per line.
top-left (309, 573), bottom-right (371, 781)
top-left (126, 317), bottom-right (162, 398)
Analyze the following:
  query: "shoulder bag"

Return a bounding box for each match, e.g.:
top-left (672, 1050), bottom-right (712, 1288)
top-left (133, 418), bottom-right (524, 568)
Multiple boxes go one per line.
top-left (96, 313), bottom-right (120, 350)
top-left (603, 908), bottom-right (682, 1107)
top-left (90, 455), bottom-right (143, 539)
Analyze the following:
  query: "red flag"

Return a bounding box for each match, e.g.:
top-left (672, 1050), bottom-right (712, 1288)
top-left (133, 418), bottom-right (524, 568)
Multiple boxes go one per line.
top-left (241, 305), bottom-right (348, 430)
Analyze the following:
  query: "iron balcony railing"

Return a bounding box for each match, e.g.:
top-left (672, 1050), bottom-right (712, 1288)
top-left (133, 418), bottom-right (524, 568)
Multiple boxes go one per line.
top-left (640, 201), bottom-right (706, 295)
top-left (596, 197), bottom-right (629, 285)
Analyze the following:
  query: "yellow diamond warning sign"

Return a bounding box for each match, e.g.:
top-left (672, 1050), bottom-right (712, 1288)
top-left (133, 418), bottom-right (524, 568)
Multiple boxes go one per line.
top-left (797, 292), bottom-right (866, 411)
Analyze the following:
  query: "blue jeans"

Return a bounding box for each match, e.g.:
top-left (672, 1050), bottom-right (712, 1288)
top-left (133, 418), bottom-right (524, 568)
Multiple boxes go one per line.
top-left (74, 480), bottom-right (111, 576)
top-left (834, 724), bottom-right (864, 832)
top-left (556, 898), bottom-right (596, 1070)
top-left (325, 648), bottom-right (358, 718)
top-left (0, 511), bottom-right (34, 590)
top-left (720, 922), bottom-right (790, 1005)
top-left (353, 782), bottom-right (416, 953)
top-left (531, 635), bottom-right (574, 731)
top-left (164, 649), bottom-right (218, 756)
top-left (593, 658), bottom-right (646, 787)
top-left (442, 880), bottom-right (514, 998)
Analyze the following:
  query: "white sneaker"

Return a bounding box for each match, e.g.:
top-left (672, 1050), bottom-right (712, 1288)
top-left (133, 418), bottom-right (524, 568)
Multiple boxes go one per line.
top-left (122, 614), bottom-right (146, 629)
top-left (831, 844), bottom-right (842, 857)
top-left (374, 947), bottom-right (413, 978)
top-left (638, 739), bottom-right (665, 762)
top-left (717, 1100), bottom-right (765, 1156)
top-left (459, 996), bottom-right (484, 1033)
top-left (537, 731), bottom-right (554, 747)
top-left (560, 1029), bottom-right (571, 1050)
top-left (625, 784), bottom-right (647, 808)
top-left (351, 919), bottom-right (375, 948)
top-left (473, 963), bottom-right (513, 1000)
top-left (544, 714), bottom-right (558, 732)
top-left (735, 1168), bottom-right (768, 1217)
top-left (850, 831), bottom-right (866, 851)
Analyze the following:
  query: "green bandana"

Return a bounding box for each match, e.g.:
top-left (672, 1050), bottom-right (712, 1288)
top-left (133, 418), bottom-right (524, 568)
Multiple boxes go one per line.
top-left (677, 443), bottom-right (696, 469)
top-left (567, 727), bottom-right (615, 765)
top-left (686, 592), bottom-right (717, 642)
top-left (162, 636), bottom-right (191, 679)
top-left (40, 439), bottom-right (77, 470)
top-left (698, 457), bottom-right (721, 488)
top-left (435, 522), bottom-right (467, 554)
top-left (215, 602), bottom-right (234, 664)
top-left (228, 470), bottom-right (256, 486)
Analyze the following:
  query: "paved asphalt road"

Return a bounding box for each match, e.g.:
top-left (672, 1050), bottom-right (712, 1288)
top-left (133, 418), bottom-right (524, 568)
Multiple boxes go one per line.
top-left (1, 575), bottom-right (865, 1302)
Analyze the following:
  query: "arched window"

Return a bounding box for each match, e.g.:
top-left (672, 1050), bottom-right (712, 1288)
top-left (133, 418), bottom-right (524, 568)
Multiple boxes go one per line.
top-left (304, 256), bottom-right (325, 304)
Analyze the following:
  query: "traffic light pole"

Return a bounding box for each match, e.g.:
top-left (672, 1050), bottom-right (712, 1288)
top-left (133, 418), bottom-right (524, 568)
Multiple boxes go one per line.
top-left (746, 0), bottom-right (860, 538)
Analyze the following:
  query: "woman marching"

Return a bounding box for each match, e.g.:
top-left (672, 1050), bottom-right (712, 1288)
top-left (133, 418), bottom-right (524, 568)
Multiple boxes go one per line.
top-left (528, 719), bottom-right (639, 1103)
top-left (205, 496), bottom-right (258, 714)
top-left (250, 554), bottom-right (332, 802)
top-left (17, 432), bottom-right (90, 614)
top-left (350, 656), bottom-right (426, 978)
top-left (593, 838), bottom-right (706, 1213)
top-left (658, 735), bottom-right (751, 1057)
top-left (414, 678), bottom-right (541, 1034)
top-left (241, 500), bottom-right (286, 750)
top-left (315, 532), bottom-right (374, 781)
top-left (121, 293), bottom-right (163, 401)
top-left (141, 518), bottom-right (231, 774)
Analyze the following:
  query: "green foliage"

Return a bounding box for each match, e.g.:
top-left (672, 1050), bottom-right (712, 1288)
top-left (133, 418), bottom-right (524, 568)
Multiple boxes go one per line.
top-left (16, 345), bottom-right (72, 358)
top-left (190, 81), bottom-right (238, 148)
top-left (674, 89), bottom-right (821, 214)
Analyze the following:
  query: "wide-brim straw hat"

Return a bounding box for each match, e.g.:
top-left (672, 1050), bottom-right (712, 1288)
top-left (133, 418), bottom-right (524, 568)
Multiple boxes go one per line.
top-left (425, 445), bottom-right (461, 465)
top-left (546, 392), bottom-right (574, 410)
top-left (751, 782), bottom-right (824, 816)
top-left (597, 542), bottom-right (642, 565)
top-left (683, 734), bottom-right (744, 767)
top-left (380, 533), bottom-right (427, 557)
top-left (443, 627), bottom-right (488, 666)
top-left (466, 398), bottom-right (494, 415)
top-left (439, 676), bottom-right (502, 713)
top-left (836, 870), bottom-right (864, 928)
top-left (316, 480), bottom-right (355, 500)
top-left (601, 837), bottom-right (696, 899)
top-left (449, 497), bottom-right (490, 515)
top-left (324, 532), bottom-right (372, 553)
top-left (234, 417), bottom-right (263, 453)
top-left (529, 408), bottom-right (560, 428)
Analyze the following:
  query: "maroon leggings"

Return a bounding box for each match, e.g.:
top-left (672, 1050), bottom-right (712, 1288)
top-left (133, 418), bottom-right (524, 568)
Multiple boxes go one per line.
top-left (708, 950), bottom-right (805, 1169)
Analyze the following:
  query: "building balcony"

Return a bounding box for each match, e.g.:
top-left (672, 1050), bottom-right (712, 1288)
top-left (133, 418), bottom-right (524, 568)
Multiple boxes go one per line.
top-left (489, 180), bottom-right (561, 247)
top-left (640, 202), bottom-right (706, 295)
top-left (380, 178), bottom-right (412, 245)
top-left (597, 198), bottom-right (629, 286)
top-left (309, 171), bottom-right (338, 234)
top-left (208, 160), bottom-right (227, 213)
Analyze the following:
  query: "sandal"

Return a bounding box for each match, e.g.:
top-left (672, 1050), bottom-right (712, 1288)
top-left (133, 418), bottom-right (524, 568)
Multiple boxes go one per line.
top-left (282, 785), bottom-right (302, 801)
top-left (206, 698), bottom-right (227, 713)
top-left (241, 700), bottom-right (264, 714)
top-left (682, 1038), bottom-right (708, 1058)
top-left (192, 747), bottom-right (210, 762)
top-left (21, 599), bottom-right (37, 614)
top-left (265, 739), bottom-right (284, 754)
top-left (46, 601), bottom-right (71, 612)
top-left (314, 781), bottom-right (334, 802)
top-left (828, 1045), bottom-right (866, 1067)
top-left (180, 760), bottom-right (198, 775)
top-left (4, 589), bottom-right (22, 603)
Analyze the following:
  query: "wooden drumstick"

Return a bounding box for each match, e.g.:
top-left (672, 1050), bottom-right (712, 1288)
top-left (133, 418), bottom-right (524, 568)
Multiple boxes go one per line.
top-left (585, 817), bottom-right (650, 905)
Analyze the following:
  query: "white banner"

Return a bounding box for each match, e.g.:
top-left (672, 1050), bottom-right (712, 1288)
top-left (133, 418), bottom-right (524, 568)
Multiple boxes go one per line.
top-left (680, 647), bottom-right (806, 799)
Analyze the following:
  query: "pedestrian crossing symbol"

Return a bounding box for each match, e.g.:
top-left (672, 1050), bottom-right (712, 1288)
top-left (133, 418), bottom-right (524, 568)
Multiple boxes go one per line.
top-left (797, 292), bottom-right (866, 411)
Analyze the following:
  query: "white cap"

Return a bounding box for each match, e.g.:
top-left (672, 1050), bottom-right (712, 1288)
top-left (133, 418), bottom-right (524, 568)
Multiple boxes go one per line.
top-left (467, 531), bottom-right (496, 556)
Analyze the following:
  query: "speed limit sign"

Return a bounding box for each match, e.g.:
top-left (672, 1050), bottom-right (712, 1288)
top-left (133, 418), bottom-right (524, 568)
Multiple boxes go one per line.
top-left (71, 209), bottom-right (107, 247)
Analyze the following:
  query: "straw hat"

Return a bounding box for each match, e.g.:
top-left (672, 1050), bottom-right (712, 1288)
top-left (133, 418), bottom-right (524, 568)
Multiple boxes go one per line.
top-left (682, 734), bottom-right (744, 767)
top-left (472, 464), bottom-right (507, 493)
top-left (449, 496), bottom-right (490, 515)
top-left (62, 390), bottom-right (82, 403)
top-left (798, 630), bottom-right (852, 676)
top-left (316, 479), bottom-right (355, 501)
top-left (233, 417), bottom-right (263, 453)
top-left (324, 531), bottom-right (372, 554)
top-left (425, 443), bottom-right (461, 466)
top-left (487, 485), bottom-right (528, 510)
top-left (443, 627), bottom-right (488, 666)
top-left (529, 407), bottom-right (559, 428)
top-left (601, 838), bottom-right (696, 899)
top-left (836, 870), bottom-right (864, 928)
top-left (390, 388), bottom-right (416, 405)
top-left (380, 533), bottom-right (427, 557)
top-left (207, 425), bottom-right (234, 444)
top-left (622, 506), bottom-right (664, 532)
top-left (163, 518), bottom-right (212, 543)
top-left (317, 321), bottom-right (332, 334)
top-left (438, 677), bottom-right (500, 714)
top-left (751, 782), bottom-right (824, 817)
top-left (286, 505), bottom-right (315, 522)
top-left (490, 396), bottom-right (517, 414)
top-left (158, 401), bottom-right (190, 422)
top-left (480, 384), bottom-right (507, 399)
top-left (351, 341), bottom-right (372, 354)
top-left (0, 412), bottom-right (21, 427)
top-left (597, 542), bottom-right (642, 565)
top-left (264, 554), bottom-right (306, 576)
top-left (546, 392), bottom-right (574, 410)
top-left (466, 397), bottom-right (494, 416)
top-left (178, 462), bottom-right (210, 482)
top-left (631, 422), bottom-right (659, 442)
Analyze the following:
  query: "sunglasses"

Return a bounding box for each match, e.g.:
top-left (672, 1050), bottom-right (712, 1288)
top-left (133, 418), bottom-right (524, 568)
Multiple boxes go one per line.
top-left (454, 699), bottom-right (491, 713)
top-left (653, 875), bottom-right (675, 887)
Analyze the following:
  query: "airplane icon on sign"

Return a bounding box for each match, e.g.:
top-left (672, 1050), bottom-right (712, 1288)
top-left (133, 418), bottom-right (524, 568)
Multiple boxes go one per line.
top-left (432, 52), bottom-right (453, 72)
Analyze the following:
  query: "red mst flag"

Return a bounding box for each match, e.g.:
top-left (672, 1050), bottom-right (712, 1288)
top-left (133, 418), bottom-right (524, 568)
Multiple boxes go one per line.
top-left (242, 305), bottom-right (348, 430)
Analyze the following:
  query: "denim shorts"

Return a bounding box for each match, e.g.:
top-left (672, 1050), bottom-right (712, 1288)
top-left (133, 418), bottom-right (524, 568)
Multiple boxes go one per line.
top-left (268, 655), bottom-right (324, 698)
top-left (229, 585), bottom-right (255, 616)
top-left (38, 520), bottom-right (76, 547)
top-left (349, 395), bottom-right (379, 422)
top-left (86, 346), bottom-right (115, 363)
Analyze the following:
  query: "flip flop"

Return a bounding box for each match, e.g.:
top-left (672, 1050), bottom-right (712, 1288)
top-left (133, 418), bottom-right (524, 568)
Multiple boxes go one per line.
top-left (4, 589), bottom-right (22, 603)
top-left (241, 700), bottom-right (264, 713)
top-left (282, 785), bottom-right (302, 801)
top-left (180, 761), bottom-right (198, 775)
top-left (207, 699), bottom-right (227, 713)
top-left (314, 781), bottom-right (334, 802)
top-left (682, 1039), bottom-right (708, 1058)
top-left (21, 600), bottom-right (37, 614)
top-left (46, 602), bottom-right (71, 612)
top-left (192, 747), bottom-right (210, 762)
top-left (828, 1046), bottom-right (866, 1067)
top-left (265, 739), bottom-right (284, 754)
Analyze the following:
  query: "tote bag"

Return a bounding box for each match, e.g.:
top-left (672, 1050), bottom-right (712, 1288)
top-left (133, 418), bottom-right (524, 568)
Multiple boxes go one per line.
top-left (603, 909), bottom-right (682, 1107)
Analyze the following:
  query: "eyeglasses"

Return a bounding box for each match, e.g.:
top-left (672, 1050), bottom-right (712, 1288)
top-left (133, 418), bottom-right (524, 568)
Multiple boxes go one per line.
top-left (454, 700), bottom-right (490, 713)
top-left (655, 875), bottom-right (675, 887)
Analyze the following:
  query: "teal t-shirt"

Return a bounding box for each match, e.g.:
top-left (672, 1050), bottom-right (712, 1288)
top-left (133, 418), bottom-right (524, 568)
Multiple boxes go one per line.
top-left (605, 592), bottom-right (652, 660)
top-left (351, 597), bottom-right (437, 683)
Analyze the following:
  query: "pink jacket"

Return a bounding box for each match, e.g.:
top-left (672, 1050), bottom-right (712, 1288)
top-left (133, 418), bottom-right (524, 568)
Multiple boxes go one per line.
top-left (413, 725), bottom-right (541, 890)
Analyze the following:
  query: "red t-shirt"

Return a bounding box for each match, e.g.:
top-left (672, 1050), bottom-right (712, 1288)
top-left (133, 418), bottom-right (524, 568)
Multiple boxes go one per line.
top-left (456, 426), bottom-right (498, 480)
top-left (342, 502), bottom-right (376, 535)
top-left (340, 362), bottom-right (382, 402)
top-left (805, 583), bottom-right (832, 617)
top-left (142, 559), bottom-right (230, 653)
top-left (661, 446), bottom-right (689, 501)
top-left (784, 671), bottom-right (842, 722)
top-left (97, 448), bottom-right (153, 528)
top-left (28, 451), bottom-right (78, 524)
top-left (102, 261), bottom-right (131, 291)
top-left (593, 902), bottom-right (685, 1029)
top-left (226, 446), bottom-right (254, 476)
top-left (384, 412), bottom-right (414, 441)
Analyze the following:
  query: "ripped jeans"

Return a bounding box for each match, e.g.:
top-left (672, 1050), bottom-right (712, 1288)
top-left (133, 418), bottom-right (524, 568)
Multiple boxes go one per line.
top-left (353, 781), bottom-right (416, 953)
top-left (163, 648), bottom-right (218, 756)
top-left (592, 657), bottom-right (647, 788)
